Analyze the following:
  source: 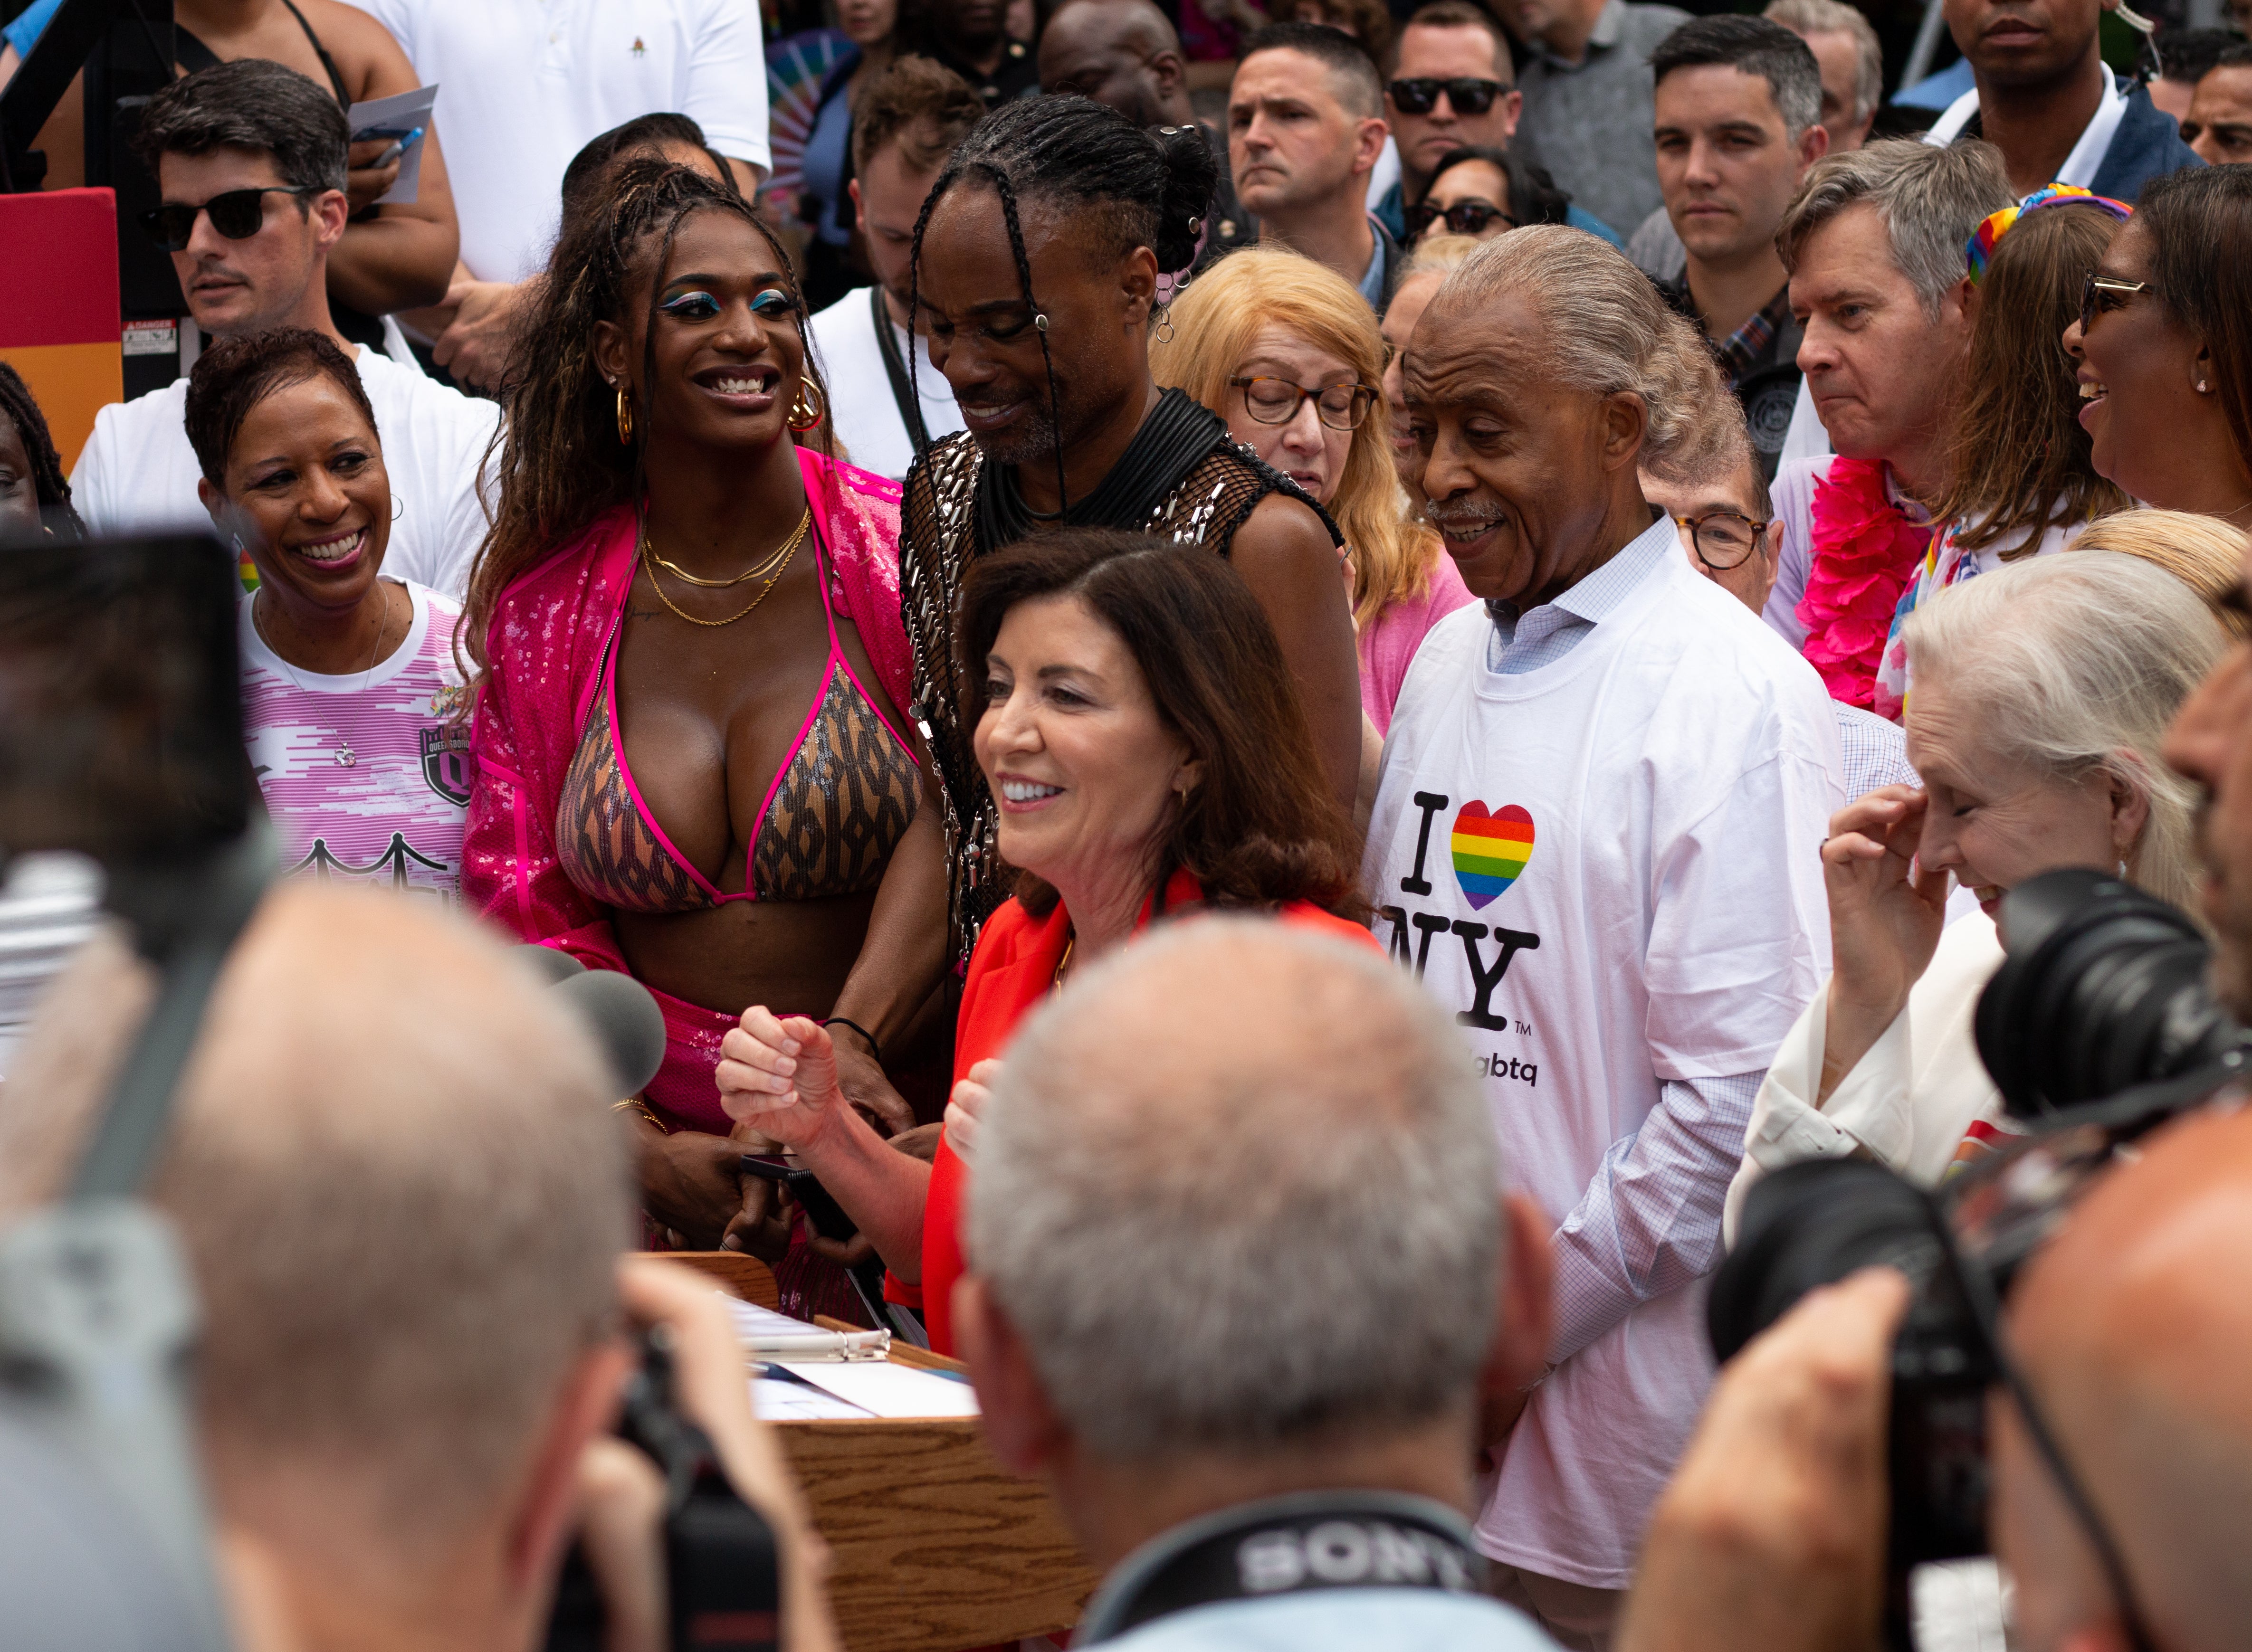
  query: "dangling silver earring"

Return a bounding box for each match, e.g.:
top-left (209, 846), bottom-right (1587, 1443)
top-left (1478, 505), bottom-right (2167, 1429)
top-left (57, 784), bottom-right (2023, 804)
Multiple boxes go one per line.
top-left (1154, 306), bottom-right (1175, 346)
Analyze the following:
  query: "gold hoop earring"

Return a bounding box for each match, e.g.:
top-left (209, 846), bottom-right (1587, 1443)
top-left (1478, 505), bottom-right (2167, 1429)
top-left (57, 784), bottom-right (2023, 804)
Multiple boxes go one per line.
top-left (615, 386), bottom-right (635, 446)
top-left (787, 378), bottom-right (826, 432)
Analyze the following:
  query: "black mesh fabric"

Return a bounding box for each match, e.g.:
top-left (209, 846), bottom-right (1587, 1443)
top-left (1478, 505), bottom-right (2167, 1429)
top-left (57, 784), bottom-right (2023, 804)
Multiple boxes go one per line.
top-left (900, 418), bottom-right (1331, 964)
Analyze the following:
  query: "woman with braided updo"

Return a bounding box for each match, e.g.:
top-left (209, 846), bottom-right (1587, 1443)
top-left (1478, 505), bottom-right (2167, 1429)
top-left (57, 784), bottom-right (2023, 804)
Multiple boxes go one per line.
top-left (889, 94), bottom-right (1362, 967)
top-left (460, 161), bottom-right (949, 1320)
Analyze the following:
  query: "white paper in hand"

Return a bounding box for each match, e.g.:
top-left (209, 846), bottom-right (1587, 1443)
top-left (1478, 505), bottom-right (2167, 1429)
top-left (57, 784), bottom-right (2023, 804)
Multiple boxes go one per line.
top-left (345, 85), bottom-right (440, 206)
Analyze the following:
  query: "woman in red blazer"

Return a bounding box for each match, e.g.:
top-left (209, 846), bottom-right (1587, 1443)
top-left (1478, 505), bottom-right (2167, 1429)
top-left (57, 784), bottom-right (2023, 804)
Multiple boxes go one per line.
top-left (717, 529), bottom-right (1374, 1353)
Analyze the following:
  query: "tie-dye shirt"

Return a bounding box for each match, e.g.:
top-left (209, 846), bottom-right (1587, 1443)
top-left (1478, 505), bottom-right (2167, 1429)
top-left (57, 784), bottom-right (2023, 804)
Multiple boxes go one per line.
top-left (241, 581), bottom-right (472, 903)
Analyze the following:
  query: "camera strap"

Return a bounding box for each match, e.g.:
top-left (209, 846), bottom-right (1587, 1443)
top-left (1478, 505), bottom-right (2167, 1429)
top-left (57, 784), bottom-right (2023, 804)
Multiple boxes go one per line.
top-left (1074, 1490), bottom-right (1487, 1645)
top-left (872, 284), bottom-right (931, 460)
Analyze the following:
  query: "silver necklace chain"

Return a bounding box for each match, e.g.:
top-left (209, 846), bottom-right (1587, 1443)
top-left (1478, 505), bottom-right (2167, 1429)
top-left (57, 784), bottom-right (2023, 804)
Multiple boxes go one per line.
top-left (251, 582), bottom-right (395, 769)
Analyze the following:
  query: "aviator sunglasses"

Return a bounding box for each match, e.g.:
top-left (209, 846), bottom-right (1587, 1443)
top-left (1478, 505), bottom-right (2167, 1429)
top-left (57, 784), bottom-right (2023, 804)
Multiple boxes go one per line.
top-left (1387, 76), bottom-right (1507, 115)
top-left (138, 186), bottom-right (322, 251)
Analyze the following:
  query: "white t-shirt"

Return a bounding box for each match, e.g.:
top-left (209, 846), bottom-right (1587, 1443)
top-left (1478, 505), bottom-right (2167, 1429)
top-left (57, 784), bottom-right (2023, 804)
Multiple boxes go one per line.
top-left (241, 580), bottom-right (470, 902)
top-left (357, 0), bottom-right (772, 285)
top-left (70, 345), bottom-right (499, 599)
top-left (1363, 531), bottom-right (1838, 1587)
top-left (805, 285), bottom-right (967, 482)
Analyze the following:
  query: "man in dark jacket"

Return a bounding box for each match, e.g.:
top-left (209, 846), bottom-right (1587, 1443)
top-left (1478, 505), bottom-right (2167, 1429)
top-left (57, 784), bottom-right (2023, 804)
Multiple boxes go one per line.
top-left (1926, 0), bottom-right (2200, 200)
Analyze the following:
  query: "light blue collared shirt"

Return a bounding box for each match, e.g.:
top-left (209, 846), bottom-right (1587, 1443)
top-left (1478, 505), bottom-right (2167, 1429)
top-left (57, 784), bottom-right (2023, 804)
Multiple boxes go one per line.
top-left (1484, 511), bottom-right (1674, 674)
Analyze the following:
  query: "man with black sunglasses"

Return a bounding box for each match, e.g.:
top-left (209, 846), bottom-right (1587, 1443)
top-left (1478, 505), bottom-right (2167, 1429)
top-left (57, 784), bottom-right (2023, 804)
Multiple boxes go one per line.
top-left (68, 59), bottom-right (497, 599)
top-left (1371, 4), bottom-right (1522, 244)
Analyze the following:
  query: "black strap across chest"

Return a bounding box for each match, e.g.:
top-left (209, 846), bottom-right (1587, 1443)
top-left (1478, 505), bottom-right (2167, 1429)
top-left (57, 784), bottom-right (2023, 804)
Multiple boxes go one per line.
top-left (1074, 1492), bottom-right (1487, 1646)
top-left (871, 284), bottom-right (932, 462)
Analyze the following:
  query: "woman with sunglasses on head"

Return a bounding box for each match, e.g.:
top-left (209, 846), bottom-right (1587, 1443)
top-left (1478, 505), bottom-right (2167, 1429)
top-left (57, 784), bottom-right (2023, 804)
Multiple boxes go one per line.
top-left (1153, 246), bottom-right (1471, 745)
top-left (1868, 187), bottom-right (2134, 720)
top-left (461, 161), bottom-right (945, 1320)
top-left (1403, 145), bottom-right (1577, 248)
top-left (2065, 165), bottom-right (2252, 530)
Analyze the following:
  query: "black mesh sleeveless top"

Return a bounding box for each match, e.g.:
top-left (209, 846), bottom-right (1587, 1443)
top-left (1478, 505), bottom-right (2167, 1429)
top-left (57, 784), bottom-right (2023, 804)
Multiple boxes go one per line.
top-left (900, 388), bottom-right (1339, 964)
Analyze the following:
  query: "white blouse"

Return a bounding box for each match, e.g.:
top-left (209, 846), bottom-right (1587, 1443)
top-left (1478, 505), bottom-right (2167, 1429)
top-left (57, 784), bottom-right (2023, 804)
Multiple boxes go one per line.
top-left (1725, 911), bottom-right (2010, 1245)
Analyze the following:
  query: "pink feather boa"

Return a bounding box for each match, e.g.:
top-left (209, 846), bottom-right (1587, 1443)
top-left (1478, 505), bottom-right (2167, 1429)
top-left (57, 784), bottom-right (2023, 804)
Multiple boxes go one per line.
top-left (1796, 457), bottom-right (1934, 712)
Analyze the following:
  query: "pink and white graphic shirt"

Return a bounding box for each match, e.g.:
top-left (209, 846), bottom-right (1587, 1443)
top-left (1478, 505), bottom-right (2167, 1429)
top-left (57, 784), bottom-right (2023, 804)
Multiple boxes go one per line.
top-left (241, 581), bottom-right (472, 902)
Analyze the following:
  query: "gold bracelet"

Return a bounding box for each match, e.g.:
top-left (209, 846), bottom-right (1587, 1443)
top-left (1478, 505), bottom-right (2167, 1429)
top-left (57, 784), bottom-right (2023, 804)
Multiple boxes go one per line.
top-left (611, 1097), bottom-right (668, 1133)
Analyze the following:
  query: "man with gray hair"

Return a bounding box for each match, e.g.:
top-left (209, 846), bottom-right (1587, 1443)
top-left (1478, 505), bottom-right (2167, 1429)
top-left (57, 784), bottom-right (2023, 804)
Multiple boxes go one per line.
top-left (954, 919), bottom-right (1560, 1651)
top-left (1648, 15), bottom-right (1831, 480)
top-left (1759, 139), bottom-right (2012, 708)
top-left (0, 884), bottom-right (831, 1652)
top-left (1375, 227), bottom-right (1838, 1646)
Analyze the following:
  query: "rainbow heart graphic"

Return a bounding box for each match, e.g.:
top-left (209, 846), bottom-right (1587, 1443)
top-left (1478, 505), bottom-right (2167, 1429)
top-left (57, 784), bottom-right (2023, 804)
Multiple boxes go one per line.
top-left (1450, 802), bottom-right (1535, 909)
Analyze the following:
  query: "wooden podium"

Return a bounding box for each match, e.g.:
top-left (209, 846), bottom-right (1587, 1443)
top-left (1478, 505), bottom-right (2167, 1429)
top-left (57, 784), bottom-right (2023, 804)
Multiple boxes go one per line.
top-left (667, 1253), bottom-right (1099, 1652)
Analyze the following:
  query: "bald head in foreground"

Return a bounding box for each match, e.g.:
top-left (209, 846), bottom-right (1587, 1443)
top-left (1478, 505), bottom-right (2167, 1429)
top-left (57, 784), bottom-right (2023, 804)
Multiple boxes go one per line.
top-left (0, 885), bottom-right (635, 1652)
top-left (1036, 0), bottom-right (1197, 128)
top-left (1996, 1104), bottom-right (2252, 1652)
top-left (955, 919), bottom-right (1560, 1652)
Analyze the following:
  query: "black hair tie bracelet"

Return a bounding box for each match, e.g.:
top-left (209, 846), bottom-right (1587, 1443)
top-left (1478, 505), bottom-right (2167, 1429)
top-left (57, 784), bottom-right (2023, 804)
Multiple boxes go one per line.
top-left (821, 1016), bottom-right (883, 1066)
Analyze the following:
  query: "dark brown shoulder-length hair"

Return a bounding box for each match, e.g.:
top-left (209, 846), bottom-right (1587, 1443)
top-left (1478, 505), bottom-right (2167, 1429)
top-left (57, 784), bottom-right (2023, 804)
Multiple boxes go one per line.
top-left (958, 529), bottom-right (1368, 925)
top-left (2139, 164), bottom-right (2252, 490)
top-left (1935, 201), bottom-right (2131, 553)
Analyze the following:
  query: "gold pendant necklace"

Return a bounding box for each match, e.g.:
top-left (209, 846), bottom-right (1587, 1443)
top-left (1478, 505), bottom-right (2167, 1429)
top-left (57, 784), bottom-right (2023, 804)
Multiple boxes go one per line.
top-left (641, 530), bottom-right (798, 627)
top-left (645, 510), bottom-right (811, 588)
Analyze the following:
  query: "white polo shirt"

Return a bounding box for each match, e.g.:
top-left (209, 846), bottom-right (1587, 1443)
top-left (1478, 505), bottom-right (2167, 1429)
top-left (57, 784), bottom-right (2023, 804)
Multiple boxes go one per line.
top-left (69, 344), bottom-right (499, 599)
top-left (355, 0), bottom-right (773, 285)
top-left (805, 286), bottom-right (967, 482)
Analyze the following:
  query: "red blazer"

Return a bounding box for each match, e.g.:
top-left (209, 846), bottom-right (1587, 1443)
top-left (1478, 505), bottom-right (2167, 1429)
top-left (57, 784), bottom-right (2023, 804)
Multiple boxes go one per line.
top-left (914, 870), bottom-right (1380, 1354)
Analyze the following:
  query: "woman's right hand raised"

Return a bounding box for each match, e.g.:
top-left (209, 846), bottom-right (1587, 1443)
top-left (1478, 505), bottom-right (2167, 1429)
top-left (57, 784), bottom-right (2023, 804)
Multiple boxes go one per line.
top-left (1819, 786), bottom-right (1950, 1101)
top-left (716, 1008), bottom-right (853, 1152)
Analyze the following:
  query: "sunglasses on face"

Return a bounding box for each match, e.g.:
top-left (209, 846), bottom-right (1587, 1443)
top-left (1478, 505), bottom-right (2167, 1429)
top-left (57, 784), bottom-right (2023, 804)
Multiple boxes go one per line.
top-left (138, 186), bottom-right (322, 251)
top-left (1230, 376), bottom-right (1377, 431)
top-left (2078, 270), bottom-right (2154, 335)
top-left (1676, 510), bottom-right (1770, 571)
top-left (1387, 76), bottom-right (1506, 116)
top-left (1404, 198), bottom-right (1516, 240)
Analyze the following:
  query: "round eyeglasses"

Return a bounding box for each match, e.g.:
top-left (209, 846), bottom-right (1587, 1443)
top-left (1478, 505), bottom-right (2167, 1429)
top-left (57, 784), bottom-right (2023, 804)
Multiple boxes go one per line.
top-left (1677, 509), bottom-right (1771, 571)
top-left (1230, 376), bottom-right (1378, 432)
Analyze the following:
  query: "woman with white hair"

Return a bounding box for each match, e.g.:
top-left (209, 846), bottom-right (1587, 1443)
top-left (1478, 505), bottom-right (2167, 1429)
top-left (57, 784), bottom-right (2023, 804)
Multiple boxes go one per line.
top-left (1726, 551), bottom-right (2228, 1237)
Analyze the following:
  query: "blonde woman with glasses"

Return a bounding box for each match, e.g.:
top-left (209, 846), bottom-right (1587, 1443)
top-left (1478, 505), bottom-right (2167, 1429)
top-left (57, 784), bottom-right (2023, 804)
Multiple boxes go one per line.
top-left (1155, 246), bottom-right (1472, 739)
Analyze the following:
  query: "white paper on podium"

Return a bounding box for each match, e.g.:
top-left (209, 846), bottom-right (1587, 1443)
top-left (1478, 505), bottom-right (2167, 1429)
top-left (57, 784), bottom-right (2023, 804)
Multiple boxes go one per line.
top-left (750, 1376), bottom-right (873, 1421)
top-left (773, 1359), bottom-right (982, 1419)
top-left (344, 85), bottom-right (439, 205)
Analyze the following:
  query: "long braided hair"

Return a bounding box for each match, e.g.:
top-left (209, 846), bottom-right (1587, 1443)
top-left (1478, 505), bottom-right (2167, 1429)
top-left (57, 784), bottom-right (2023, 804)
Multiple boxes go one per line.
top-left (0, 362), bottom-right (85, 539)
top-left (903, 95), bottom-right (1216, 512)
top-left (462, 159), bottom-right (831, 676)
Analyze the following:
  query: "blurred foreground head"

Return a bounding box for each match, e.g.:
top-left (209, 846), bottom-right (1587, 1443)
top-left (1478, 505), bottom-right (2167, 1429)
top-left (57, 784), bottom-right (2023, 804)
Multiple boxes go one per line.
top-left (957, 919), bottom-right (1550, 1565)
top-left (0, 884), bottom-right (635, 1647)
top-left (1998, 1105), bottom-right (2252, 1652)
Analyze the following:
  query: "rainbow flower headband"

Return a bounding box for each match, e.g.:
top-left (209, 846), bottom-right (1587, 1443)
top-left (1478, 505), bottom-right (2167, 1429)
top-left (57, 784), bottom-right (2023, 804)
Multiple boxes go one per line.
top-left (1966, 184), bottom-right (2134, 284)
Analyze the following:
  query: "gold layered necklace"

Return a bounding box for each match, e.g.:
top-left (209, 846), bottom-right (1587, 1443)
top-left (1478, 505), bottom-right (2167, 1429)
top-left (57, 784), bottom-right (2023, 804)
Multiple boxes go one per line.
top-left (639, 510), bottom-right (809, 627)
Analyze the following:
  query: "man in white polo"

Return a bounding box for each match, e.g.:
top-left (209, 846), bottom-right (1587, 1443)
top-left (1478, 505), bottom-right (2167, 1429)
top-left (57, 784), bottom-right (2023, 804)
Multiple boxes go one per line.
top-left (70, 59), bottom-right (496, 598)
top-left (360, 0), bottom-right (772, 389)
top-left (1373, 226), bottom-right (1837, 1648)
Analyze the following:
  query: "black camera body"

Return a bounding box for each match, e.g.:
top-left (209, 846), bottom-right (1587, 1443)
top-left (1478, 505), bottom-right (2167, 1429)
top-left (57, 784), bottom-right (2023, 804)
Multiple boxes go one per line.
top-left (544, 1329), bottom-right (780, 1652)
top-left (1708, 870), bottom-right (2252, 1626)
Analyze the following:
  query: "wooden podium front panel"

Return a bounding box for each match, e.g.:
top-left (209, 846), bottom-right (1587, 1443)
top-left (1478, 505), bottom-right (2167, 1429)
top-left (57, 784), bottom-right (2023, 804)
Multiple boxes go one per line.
top-left (780, 1418), bottom-right (1098, 1652)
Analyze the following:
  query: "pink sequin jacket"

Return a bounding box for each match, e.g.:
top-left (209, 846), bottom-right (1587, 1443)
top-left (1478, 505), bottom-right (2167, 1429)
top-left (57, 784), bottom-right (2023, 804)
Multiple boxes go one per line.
top-left (462, 449), bottom-right (914, 964)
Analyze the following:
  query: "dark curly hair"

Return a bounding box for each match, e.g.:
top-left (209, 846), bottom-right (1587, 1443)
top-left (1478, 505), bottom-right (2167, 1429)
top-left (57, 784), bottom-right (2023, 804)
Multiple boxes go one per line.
top-left (463, 159), bottom-right (830, 676)
top-left (958, 528), bottom-right (1366, 924)
top-left (907, 95), bottom-right (1217, 508)
top-left (0, 362), bottom-right (85, 538)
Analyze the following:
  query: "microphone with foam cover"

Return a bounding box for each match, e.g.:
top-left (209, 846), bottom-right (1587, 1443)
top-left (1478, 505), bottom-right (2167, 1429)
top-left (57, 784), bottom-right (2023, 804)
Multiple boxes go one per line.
top-left (550, 969), bottom-right (669, 1098)
top-left (510, 943), bottom-right (587, 985)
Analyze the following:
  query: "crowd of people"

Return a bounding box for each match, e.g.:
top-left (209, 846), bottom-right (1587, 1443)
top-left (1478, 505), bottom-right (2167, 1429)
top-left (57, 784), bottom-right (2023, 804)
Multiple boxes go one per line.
top-left (9, 0), bottom-right (2252, 1648)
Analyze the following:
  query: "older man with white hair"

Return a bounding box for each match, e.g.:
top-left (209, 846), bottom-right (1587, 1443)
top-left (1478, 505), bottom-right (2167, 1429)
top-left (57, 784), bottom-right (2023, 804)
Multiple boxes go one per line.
top-left (1373, 226), bottom-right (1839, 1646)
top-left (953, 919), bottom-right (1560, 1652)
